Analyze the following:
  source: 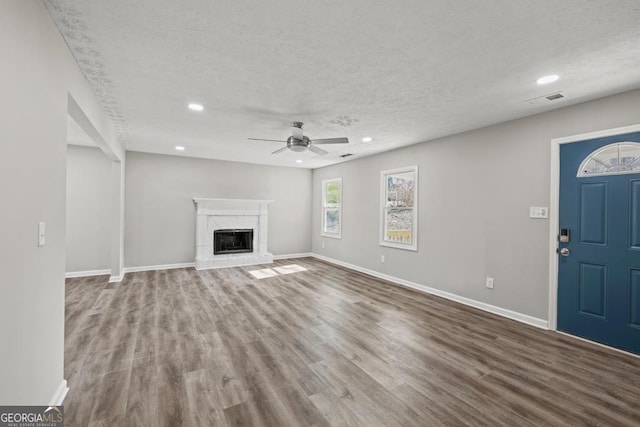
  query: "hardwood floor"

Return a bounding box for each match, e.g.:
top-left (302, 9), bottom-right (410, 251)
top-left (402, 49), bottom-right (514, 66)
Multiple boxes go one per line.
top-left (64, 258), bottom-right (640, 426)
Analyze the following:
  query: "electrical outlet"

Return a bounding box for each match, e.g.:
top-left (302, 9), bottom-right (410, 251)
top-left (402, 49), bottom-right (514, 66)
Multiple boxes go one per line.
top-left (486, 277), bottom-right (494, 289)
top-left (380, 255), bottom-right (385, 263)
top-left (321, 242), bottom-right (325, 249)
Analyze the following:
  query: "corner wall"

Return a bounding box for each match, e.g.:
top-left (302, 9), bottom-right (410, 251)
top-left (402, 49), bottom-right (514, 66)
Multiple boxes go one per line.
top-left (312, 89), bottom-right (640, 321)
top-left (124, 152), bottom-right (312, 268)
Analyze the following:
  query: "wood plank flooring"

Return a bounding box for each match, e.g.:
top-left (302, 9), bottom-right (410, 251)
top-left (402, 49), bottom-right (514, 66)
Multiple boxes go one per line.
top-left (64, 258), bottom-right (640, 426)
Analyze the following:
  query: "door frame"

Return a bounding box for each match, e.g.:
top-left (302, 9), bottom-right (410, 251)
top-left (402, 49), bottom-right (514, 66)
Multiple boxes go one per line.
top-left (548, 123), bottom-right (640, 331)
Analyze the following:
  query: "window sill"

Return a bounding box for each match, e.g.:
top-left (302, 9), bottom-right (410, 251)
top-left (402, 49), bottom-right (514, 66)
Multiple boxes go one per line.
top-left (321, 233), bottom-right (342, 239)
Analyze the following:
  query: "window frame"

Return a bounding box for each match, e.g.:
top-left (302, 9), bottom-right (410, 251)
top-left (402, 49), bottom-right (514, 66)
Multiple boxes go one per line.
top-left (321, 177), bottom-right (342, 239)
top-left (380, 165), bottom-right (418, 251)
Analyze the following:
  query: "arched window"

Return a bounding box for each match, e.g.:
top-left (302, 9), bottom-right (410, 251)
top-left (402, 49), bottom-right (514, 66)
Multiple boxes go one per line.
top-left (577, 142), bottom-right (640, 177)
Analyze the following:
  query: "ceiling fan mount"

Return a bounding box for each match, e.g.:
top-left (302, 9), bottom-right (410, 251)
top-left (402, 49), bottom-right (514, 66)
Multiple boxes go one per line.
top-left (249, 122), bottom-right (349, 155)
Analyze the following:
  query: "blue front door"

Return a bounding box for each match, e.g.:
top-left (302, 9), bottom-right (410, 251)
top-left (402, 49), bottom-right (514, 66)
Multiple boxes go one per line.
top-left (558, 131), bottom-right (640, 355)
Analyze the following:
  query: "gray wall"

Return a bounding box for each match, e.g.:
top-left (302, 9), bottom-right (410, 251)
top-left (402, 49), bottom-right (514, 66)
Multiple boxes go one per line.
top-left (125, 152), bottom-right (312, 267)
top-left (0, 1), bottom-right (119, 404)
top-left (66, 146), bottom-right (112, 273)
top-left (312, 89), bottom-right (640, 321)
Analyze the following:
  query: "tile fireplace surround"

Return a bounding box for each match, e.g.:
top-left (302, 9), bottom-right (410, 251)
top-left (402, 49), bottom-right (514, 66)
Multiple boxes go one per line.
top-left (193, 198), bottom-right (273, 269)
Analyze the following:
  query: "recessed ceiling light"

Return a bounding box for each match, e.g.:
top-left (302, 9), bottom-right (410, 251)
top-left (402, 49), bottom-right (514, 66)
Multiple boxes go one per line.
top-left (175, 145), bottom-right (185, 151)
top-left (536, 74), bottom-right (559, 85)
top-left (362, 137), bottom-right (373, 142)
top-left (188, 103), bottom-right (204, 111)
top-left (295, 159), bottom-right (303, 163)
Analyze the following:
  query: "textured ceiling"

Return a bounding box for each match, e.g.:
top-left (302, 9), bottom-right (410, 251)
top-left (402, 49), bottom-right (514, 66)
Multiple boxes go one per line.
top-left (46, 0), bottom-right (640, 169)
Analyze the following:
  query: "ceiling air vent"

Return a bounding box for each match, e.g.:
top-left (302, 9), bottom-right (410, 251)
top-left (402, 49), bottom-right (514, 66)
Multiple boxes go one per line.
top-left (339, 153), bottom-right (354, 158)
top-left (546, 93), bottom-right (564, 101)
top-left (526, 91), bottom-right (566, 105)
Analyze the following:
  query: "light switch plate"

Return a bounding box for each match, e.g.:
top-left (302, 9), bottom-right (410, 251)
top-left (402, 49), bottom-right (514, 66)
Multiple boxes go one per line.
top-left (529, 206), bottom-right (549, 219)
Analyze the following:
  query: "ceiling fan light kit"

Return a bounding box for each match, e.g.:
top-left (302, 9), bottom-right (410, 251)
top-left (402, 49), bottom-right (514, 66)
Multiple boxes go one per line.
top-left (286, 135), bottom-right (312, 152)
top-left (249, 122), bottom-right (349, 156)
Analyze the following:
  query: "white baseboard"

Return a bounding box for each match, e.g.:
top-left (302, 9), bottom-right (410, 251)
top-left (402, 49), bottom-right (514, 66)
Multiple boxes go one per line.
top-left (273, 252), bottom-right (313, 260)
top-left (65, 269), bottom-right (110, 279)
top-left (124, 262), bottom-right (196, 274)
top-left (49, 379), bottom-right (68, 406)
top-left (311, 253), bottom-right (549, 330)
top-left (108, 274), bottom-right (124, 283)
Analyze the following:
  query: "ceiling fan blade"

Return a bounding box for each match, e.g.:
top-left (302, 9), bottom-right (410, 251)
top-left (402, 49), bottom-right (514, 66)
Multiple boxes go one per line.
top-left (291, 126), bottom-right (304, 140)
top-left (308, 145), bottom-right (328, 155)
top-left (248, 138), bottom-right (287, 143)
top-left (310, 137), bottom-right (349, 145)
top-left (271, 146), bottom-right (289, 155)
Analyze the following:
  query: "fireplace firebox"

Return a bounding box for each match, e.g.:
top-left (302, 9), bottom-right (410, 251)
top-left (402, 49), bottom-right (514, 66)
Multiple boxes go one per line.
top-left (213, 229), bottom-right (254, 255)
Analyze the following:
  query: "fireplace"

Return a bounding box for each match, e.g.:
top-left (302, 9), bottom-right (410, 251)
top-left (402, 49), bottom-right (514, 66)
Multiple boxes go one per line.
top-left (214, 229), bottom-right (253, 255)
top-left (193, 198), bottom-right (273, 269)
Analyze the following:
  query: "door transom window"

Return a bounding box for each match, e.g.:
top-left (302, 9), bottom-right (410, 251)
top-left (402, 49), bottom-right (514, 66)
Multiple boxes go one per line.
top-left (577, 142), bottom-right (640, 177)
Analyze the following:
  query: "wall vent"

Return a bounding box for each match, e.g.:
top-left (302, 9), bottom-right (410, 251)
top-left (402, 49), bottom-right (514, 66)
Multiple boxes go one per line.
top-left (526, 91), bottom-right (565, 105)
top-left (545, 93), bottom-right (565, 101)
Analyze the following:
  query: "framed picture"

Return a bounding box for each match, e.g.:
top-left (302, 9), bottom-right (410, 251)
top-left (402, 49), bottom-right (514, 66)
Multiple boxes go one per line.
top-left (380, 165), bottom-right (418, 250)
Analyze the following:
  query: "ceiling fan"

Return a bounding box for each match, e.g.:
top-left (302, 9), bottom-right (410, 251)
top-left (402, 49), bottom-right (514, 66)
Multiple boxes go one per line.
top-left (249, 122), bottom-right (349, 155)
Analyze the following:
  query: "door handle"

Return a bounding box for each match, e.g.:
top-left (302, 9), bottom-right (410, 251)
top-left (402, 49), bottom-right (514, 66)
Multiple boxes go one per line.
top-left (560, 248), bottom-right (570, 257)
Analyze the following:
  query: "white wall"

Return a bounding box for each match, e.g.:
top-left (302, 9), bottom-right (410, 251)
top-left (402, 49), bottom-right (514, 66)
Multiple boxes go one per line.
top-left (66, 146), bottom-right (112, 273)
top-left (0, 1), bottom-right (120, 404)
top-left (312, 89), bottom-right (640, 322)
top-left (125, 152), bottom-right (312, 267)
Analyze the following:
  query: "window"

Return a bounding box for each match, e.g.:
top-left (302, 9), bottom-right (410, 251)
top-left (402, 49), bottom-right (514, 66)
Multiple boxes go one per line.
top-left (321, 178), bottom-right (342, 238)
top-left (577, 142), bottom-right (640, 177)
top-left (380, 166), bottom-right (418, 251)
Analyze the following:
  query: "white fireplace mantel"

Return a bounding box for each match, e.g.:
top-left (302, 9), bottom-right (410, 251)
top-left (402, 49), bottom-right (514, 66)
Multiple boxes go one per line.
top-left (193, 198), bottom-right (273, 269)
